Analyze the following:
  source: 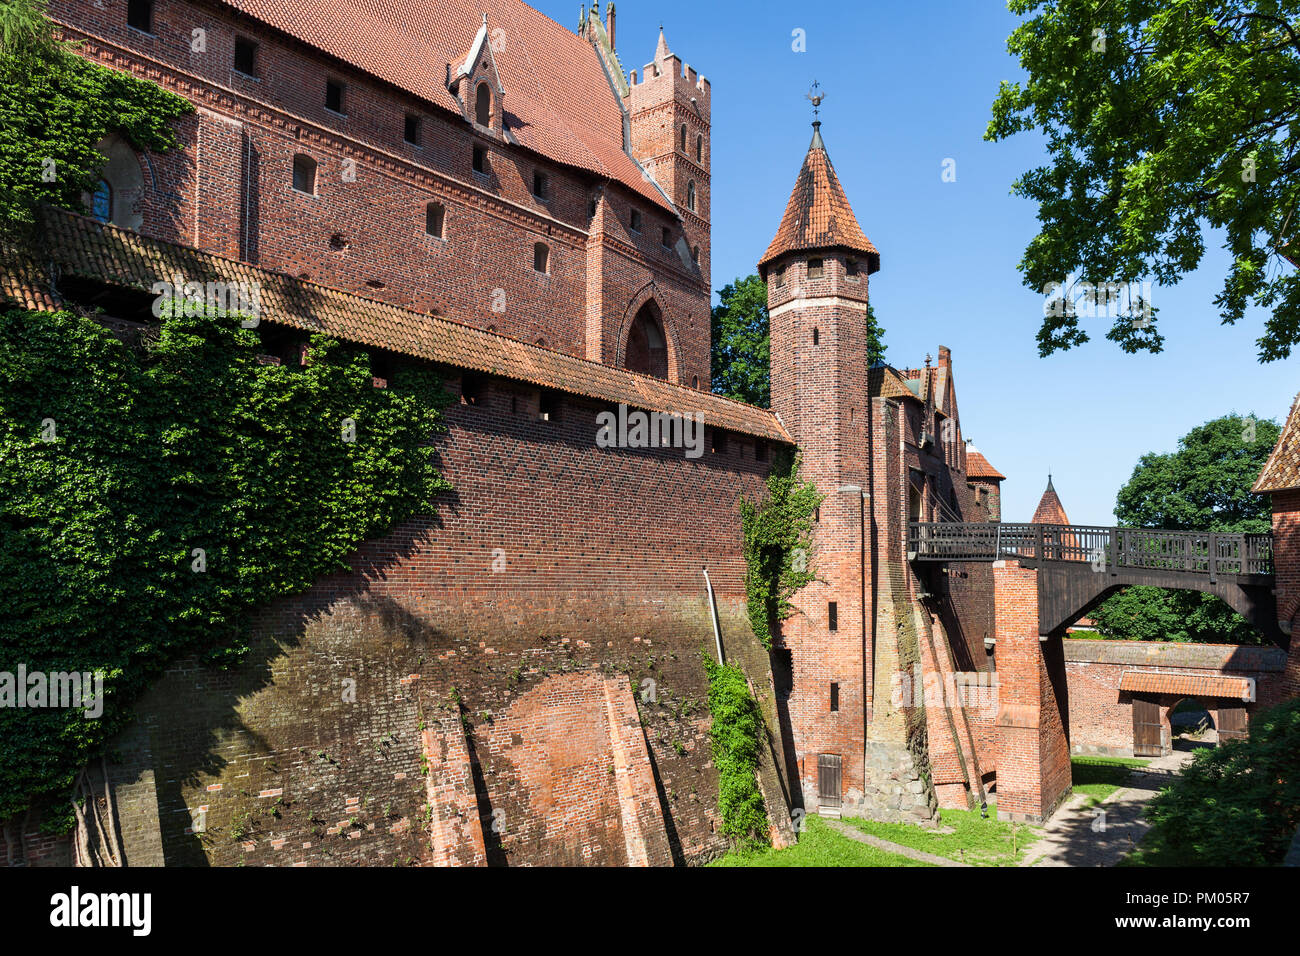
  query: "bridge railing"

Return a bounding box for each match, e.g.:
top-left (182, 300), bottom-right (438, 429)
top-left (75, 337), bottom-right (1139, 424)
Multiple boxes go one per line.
top-left (907, 522), bottom-right (1273, 576)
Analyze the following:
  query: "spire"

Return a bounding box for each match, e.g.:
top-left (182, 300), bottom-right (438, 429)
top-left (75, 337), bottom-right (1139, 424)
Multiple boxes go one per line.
top-left (1032, 474), bottom-right (1070, 525)
top-left (655, 26), bottom-right (671, 61)
top-left (758, 121), bottom-right (880, 278)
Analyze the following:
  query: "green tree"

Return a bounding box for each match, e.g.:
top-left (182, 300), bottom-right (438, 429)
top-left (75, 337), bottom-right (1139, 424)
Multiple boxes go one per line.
top-left (0, 0), bottom-right (192, 239)
top-left (1087, 413), bottom-right (1280, 644)
top-left (988, 1), bottom-right (1300, 361)
top-left (711, 273), bottom-right (886, 408)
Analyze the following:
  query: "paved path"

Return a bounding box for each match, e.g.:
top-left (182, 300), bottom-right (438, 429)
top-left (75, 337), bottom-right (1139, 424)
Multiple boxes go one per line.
top-left (823, 818), bottom-right (970, 867)
top-left (1020, 749), bottom-right (1196, 867)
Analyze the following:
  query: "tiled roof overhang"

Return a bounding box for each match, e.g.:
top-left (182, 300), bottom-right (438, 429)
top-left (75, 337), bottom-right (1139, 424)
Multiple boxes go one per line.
top-left (1118, 671), bottom-right (1255, 702)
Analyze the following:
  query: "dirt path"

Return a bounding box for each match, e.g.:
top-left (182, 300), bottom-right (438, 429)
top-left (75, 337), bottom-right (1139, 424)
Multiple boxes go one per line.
top-left (1020, 749), bottom-right (1196, 867)
top-left (823, 818), bottom-right (971, 867)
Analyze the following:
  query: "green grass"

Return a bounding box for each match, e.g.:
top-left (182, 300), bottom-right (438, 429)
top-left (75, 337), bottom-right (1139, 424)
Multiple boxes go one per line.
top-left (1071, 756), bottom-right (1150, 807)
top-left (845, 804), bottom-right (1039, 866)
top-left (708, 814), bottom-right (930, 867)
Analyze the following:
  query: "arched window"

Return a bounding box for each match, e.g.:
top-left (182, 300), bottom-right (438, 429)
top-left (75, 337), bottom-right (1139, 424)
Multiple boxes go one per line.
top-left (686, 180), bottom-right (696, 212)
top-left (624, 301), bottom-right (668, 379)
top-left (679, 124), bottom-right (687, 152)
top-left (533, 241), bottom-right (549, 273)
top-left (475, 82), bottom-right (492, 127)
top-left (426, 201), bottom-right (445, 238)
top-left (292, 154), bottom-right (317, 194)
top-left (695, 133), bottom-right (703, 162)
top-left (91, 180), bottom-right (112, 223)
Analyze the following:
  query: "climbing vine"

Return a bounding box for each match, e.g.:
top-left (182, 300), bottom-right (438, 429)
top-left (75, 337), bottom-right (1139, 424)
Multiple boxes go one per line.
top-left (0, 305), bottom-right (452, 825)
top-left (703, 654), bottom-right (768, 849)
top-left (739, 451), bottom-right (823, 648)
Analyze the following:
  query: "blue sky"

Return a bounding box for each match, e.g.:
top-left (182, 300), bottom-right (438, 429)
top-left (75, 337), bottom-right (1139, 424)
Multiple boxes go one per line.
top-left (537, 0), bottom-right (1298, 524)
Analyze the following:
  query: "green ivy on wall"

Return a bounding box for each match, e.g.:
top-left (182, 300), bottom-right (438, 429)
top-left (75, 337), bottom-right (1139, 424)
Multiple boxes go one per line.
top-left (739, 452), bottom-right (823, 648)
top-left (703, 654), bottom-right (768, 849)
top-left (0, 305), bottom-right (451, 825)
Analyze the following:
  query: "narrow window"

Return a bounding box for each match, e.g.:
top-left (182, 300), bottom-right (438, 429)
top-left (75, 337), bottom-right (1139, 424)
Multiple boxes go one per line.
top-left (830, 683), bottom-right (840, 713)
top-left (475, 82), bottom-right (491, 126)
top-left (661, 227), bottom-right (671, 249)
top-left (325, 79), bottom-right (345, 114)
top-left (404, 113), bottom-right (421, 145)
top-left (828, 601), bottom-right (838, 632)
top-left (472, 145), bottom-right (488, 174)
top-left (813, 327), bottom-right (819, 345)
top-left (692, 245), bottom-right (700, 263)
top-left (588, 195), bottom-right (598, 218)
top-left (538, 390), bottom-right (560, 422)
top-left (695, 133), bottom-right (703, 162)
top-left (425, 201), bottom-right (445, 238)
top-left (711, 429), bottom-right (726, 455)
top-left (533, 170), bottom-right (549, 200)
top-left (630, 209), bottom-right (642, 233)
top-left (686, 180), bottom-right (696, 212)
top-left (292, 154), bottom-right (317, 194)
top-left (90, 180), bottom-right (112, 223)
top-left (126, 0), bottom-right (152, 33)
top-left (533, 242), bottom-right (549, 273)
top-left (679, 124), bottom-right (687, 152)
top-left (807, 257), bottom-right (824, 279)
top-left (846, 257), bottom-right (860, 277)
top-left (813, 506), bottom-right (820, 522)
top-left (461, 372), bottom-right (486, 406)
top-left (774, 266), bottom-right (785, 289)
top-left (233, 37), bottom-right (258, 76)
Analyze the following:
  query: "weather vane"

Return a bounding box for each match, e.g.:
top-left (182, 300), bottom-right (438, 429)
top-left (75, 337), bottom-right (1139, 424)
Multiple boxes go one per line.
top-left (806, 80), bottom-right (825, 121)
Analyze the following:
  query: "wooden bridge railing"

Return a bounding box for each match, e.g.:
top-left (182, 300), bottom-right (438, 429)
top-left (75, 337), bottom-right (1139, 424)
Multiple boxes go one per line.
top-left (907, 522), bottom-right (1273, 577)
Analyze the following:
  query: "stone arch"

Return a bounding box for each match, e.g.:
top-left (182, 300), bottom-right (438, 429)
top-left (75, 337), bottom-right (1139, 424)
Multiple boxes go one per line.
top-left (616, 283), bottom-right (680, 382)
top-left (88, 134), bottom-right (145, 230)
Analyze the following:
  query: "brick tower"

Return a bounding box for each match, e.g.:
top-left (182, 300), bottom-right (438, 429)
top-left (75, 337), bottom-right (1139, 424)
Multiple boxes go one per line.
top-left (760, 121), bottom-right (896, 816)
top-left (626, 26), bottom-right (712, 284)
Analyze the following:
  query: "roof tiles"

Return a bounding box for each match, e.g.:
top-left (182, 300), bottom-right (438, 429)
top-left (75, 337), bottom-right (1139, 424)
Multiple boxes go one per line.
top-left (1118, 671), bottom-right (1254, 702)
top-left (1253, 391), bottom-right (1300, 493)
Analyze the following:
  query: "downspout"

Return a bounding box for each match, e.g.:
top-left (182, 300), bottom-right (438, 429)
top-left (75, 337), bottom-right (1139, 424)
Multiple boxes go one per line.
top-left (703, 567), bottom-right (724, 664)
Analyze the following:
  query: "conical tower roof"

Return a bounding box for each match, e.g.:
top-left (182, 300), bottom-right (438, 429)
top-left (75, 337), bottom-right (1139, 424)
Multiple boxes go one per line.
top-left (758, 122), bottom-right (880, 278)
top-left (1031, 474), bottom-right (1071, 525)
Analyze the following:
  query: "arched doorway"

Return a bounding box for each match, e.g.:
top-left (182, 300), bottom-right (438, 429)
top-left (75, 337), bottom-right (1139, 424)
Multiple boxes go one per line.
top-left (624, 301), bottom-right (668, 379)
top-left (1168, 697), bottom-right (1216, 749)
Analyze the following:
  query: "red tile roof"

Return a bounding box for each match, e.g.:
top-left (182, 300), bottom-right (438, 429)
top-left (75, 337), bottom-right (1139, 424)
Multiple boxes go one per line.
top-left (1031, 477), bottom-right (1071, 525)
top-left (965, 448), bottom-right (1005, 482)
top-left (219, 0), bottom-right (674, 211)
top-left (758, 123), bottom-right (879, 277)
top-left (1, 207), bottom-right (791, 444)
top-left (1253, 391), bottom-right (1300, 493)
top-left (1118, 671), bottom-right (1255, 702)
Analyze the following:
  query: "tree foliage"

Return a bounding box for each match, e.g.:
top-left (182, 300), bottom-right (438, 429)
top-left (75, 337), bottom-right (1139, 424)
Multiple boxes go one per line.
top-left (1133, 696), bottom-right (1300, 865)
top-left (0, 0), bottom-right (193, 239)
top-left (1087, 413), bottom-right (1280, 643)
top-left (0, 307), bottom-right (451, 823)
top-left (711, 273), bottom-right (886, 408)
top-left (988, 0), bottom-right (1300, 361)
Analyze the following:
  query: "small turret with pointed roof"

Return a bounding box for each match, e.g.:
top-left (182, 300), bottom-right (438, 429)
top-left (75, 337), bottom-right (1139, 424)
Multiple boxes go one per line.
top-left (1032, 474), bottom-right (1071, 525)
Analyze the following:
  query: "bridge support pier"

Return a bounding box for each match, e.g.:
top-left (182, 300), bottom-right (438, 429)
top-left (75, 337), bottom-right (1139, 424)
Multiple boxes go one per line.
top-left (992, 561), bottom-right (1072, 822)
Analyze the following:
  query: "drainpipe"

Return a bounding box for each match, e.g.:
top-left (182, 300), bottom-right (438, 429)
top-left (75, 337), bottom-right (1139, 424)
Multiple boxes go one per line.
top-left (703, 567), bottom-right (724, 664)
top-left (838, 483), bottom-right (869, 799)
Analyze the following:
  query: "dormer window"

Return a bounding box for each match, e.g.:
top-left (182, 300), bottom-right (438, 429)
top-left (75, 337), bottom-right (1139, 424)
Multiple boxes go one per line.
top-left (475, 82), bottom-right (491, 127)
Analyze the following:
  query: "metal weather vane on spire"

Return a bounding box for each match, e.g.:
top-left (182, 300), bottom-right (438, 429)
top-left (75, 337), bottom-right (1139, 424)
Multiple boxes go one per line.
top-left (806, 80), bottom-right (825, 121)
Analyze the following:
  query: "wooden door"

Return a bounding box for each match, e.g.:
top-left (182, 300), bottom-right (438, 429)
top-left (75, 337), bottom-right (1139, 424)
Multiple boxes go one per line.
top-left (817, 754), bottom-right (842, 812)
top-left (1218, 704), bottom-right (1248, 743)
top-left (1132, 697), bottom-right (1162, 756)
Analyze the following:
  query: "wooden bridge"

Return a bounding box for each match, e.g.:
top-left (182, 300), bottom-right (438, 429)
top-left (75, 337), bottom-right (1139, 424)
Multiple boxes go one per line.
top-left (908, 522), bottom-right (1283, 641)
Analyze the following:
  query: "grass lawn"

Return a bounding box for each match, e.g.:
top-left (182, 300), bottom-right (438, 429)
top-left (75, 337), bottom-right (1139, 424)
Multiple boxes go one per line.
top-left (708, 814), bottom-right (931, 867)
top-left (1071, 755), bottom-right (1150, 808)
top-left (845, 804), bottom-right (1039, 866)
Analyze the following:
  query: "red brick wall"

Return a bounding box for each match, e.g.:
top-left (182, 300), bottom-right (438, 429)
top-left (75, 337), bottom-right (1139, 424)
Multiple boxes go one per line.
top-left (51, 0), bottom-right (711, 385)
top-left (1064, 639), bottom-right (1287, 756)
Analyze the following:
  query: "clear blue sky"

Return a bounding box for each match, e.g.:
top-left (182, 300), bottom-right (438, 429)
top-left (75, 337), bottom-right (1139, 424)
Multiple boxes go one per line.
top-left (537, 0), bottom-right (1298, 524)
